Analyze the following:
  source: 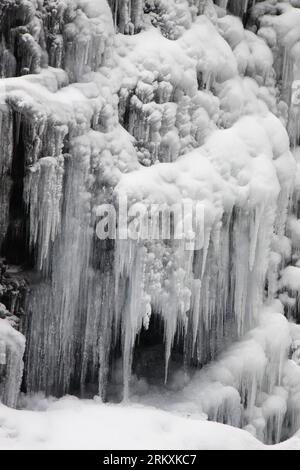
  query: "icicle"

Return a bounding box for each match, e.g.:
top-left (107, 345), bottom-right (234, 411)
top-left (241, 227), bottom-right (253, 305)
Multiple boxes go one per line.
top-left (109, 0), bottom-right (143, 33)
top-left (233, 211), bottom-right (250, 336)
top-left (191, 279), bottom-right (202, 352)
top-left (201, 225), bottom-right (212, 279)
top-left (24, 157), bottom-right (64, 272)
top-left (0, 320), bottom-right (25, 408)
top-left (114, 239), bottom-right (148, 400)
top-left (15, 111), bottom-right (21, 146)
top-left (0, 340), bottom-right (6, 366)
top-left (226, 0), bottom-right (252, 18)
top-left (249, 205), bottom-right (263, 272)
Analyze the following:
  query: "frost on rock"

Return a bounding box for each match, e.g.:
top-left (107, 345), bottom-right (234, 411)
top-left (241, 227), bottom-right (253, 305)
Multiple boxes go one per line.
top-left (0, 0), bottom-right (300, 445)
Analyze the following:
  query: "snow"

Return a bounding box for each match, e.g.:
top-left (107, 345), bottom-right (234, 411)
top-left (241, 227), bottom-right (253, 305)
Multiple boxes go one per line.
top-left (0, 396), bottom-right (297, 450)
top-left (0, 394), bottom-right (300, 450)
top-left (117, 112), bottom-right (289, 210)
top-left (0, 320), bottom-right (25, 408)
top-left (280, 266), bottom-right (300, 291)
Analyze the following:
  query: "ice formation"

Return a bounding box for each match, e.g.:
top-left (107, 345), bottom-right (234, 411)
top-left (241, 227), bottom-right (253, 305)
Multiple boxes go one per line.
top-left (0, 319), bottom-right (25, 408)
top-left (1, 0), bottom-right (300, 446)
top-left (132, 302), bottom-right (300, 444)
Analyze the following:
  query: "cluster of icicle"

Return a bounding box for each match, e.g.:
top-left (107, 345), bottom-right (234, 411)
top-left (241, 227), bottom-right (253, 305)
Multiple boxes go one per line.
top-left (1, 0), bottom-right (300, 444)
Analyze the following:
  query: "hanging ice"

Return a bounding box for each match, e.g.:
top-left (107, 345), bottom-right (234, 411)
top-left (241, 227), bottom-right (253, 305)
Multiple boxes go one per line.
top-left (0, 319), bottom-right (25, 408)
top-left (1, 0), bottom-right (300, 446)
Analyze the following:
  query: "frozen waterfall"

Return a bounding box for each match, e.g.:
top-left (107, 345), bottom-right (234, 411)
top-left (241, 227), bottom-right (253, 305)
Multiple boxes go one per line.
top-left (1, 0), bottom-right (300, 446)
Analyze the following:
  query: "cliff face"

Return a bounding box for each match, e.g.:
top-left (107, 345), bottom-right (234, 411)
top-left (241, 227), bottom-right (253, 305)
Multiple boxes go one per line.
top-left (1, 0), bottom-right (300, 443)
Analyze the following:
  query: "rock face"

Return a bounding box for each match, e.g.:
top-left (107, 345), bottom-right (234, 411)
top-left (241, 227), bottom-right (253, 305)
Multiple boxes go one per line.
top-left (1, 0), bottom-right (300, 444)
